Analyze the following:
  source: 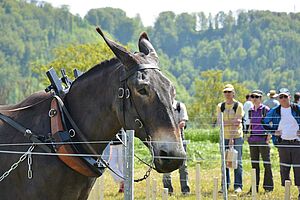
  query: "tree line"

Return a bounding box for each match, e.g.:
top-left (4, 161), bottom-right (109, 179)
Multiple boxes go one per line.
top-left (1, 0), bottom-right (300, 126)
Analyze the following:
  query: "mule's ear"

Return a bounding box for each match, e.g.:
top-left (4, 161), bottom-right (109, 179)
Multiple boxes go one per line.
top-left (96, 27), bottom-right (137, 68)
top-left (138, 32), bottom-right (158, 60)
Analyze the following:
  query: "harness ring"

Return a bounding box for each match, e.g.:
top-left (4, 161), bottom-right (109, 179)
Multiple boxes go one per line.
top-left (135, 118), bottom-right (143, 129)
top-left (118, 88), bottom-right (124, 98)
top-left (69, 129), bottom-right (76, 137)
top-left (125, 89), bottom-right (130, 99)
top-left (48, 109), bottom-right (57, 118)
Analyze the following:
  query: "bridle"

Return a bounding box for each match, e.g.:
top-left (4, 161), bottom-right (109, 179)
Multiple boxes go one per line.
top-left (118, 63), bottom-right (160, 138)
top-left (117, 63), bottom-right (160, 181)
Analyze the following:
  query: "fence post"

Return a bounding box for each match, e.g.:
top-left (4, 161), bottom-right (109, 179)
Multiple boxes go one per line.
top-left (196, 163), bottom-right (201, 200)
top-left (152, 179), bottom-right (157, 200)
top-left (162, 188), bottom-right (168, 200)
top-left (219, 113), bottom-right (228, 200)
top-left (284, 180), bottom-right (291, 200)
top-left (251, 169), bottom-right (257, 200)
top-left (213, 177), bottom-right (218, 200)
top-left (99, 175), bottom-right (104, 200)
top-left (146, 176), bottom-right (151, 200)
top-left (123, 130), bottom-right (135, 200)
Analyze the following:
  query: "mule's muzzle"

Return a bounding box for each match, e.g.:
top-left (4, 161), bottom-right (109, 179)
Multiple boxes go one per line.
top-left (153, 148), bottom-right (186, 173)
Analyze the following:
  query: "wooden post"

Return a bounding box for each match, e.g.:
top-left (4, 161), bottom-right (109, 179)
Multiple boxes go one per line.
top-left (162, 188), bottom-right (168, 200)
top-left (213, 177), bottom-right (218, 200)
top-left (146, 177), bottom-right (151, 200)
top-left (152, 179), bottom-right (157, 200)
top-left (284, 180), bottom-right (291, 200)
top-left (251, 169), bottom-right (257, 200)
top-left (196, 163), bottom-right (201, 200)
top-left (99, 175), bottom-right (104, 200)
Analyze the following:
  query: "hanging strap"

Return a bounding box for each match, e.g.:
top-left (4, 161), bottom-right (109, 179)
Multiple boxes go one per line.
top-left (0, 113), bottom-right (52, 153)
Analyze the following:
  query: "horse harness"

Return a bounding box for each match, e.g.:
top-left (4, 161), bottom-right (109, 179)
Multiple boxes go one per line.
top-left (0, 95), bottom-right (106, 179)
top-left (0, 63), bottom-right (160, 182)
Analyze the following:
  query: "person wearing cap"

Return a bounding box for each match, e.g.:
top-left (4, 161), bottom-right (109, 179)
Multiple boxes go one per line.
top-left (217, 84), bottom-right (244, 193)
top-left (262, 88), bottom-right (300, 199)
top-left (247, 90), bottom-right (273, 193)
top-left (263, 89), bottom-right (279, 109)
top-left (294, 92), bottom-right (300, 105)
top-left (243, 94), bottom-right (253, 135)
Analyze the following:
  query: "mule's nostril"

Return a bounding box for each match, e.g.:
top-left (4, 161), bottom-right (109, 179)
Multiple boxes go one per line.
top-left (159, 150), bottom-right (168, 158)
top-left (159, 150), bottom-right (172, 164)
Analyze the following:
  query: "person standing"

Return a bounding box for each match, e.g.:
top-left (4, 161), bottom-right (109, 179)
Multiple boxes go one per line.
top-left (243, 94), bottom-right (253, 135)
top-left (247, 90), bottom-right (273, 193)
top-left (294, 92), bottom-right (300, 105)
top-left (262, 88), bottom-right (300, 200)
top-left (109, 129), bottom-right (125, 193)
top-left (264, 89), bottom-right (280, 145)
top-left (217, 84), bottom-right (244, 193)
top-left (162, 97), bottom-right (190, 195)
top-left (263, 89), bottom-right (279, 109)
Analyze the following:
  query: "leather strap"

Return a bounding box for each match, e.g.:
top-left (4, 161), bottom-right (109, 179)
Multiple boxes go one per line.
top-left (50, 99), bottom-right (100, 177)
top-left (0, 113), bottom-right (52, 153)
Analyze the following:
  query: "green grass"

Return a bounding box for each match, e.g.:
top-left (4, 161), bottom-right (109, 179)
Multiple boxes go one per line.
top-left (88, 130), bottom-right (299, 200)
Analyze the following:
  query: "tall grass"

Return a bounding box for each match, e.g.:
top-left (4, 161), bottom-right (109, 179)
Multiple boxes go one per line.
top-left (89, 140), bottom-right (298, 200)
top-left (185, 128), bottom-right (219, 143)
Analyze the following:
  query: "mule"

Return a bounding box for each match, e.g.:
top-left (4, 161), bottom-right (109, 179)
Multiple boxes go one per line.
top-left (0, 28), bottom-right (186, 199)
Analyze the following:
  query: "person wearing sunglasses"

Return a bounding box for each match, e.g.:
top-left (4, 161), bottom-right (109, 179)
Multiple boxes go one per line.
top-left (243, 94), bottom-right (253, 135)
top-left (247, 90), bottom-right (273, 193)
top-left (262, 88), bottom-right (300, 199)
top-left (217, 84), bottom-right (244, 193)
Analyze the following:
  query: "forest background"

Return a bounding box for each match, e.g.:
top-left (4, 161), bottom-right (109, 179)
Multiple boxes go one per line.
top-left (1, 0), bottom-right (300, 128)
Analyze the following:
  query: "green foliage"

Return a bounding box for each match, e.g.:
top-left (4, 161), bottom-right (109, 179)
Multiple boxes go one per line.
top-left (0, 0), bottom-right (100, 103)
top-left (189, 70), bottom-right (249, 128)
top-left (2, 0), bottom-right (300, 127)
top-left (85, 7), bottom-right (144, 44)
top-left (32, 42), bottom-right (114, 86)
top-left (185, 128), bottom-right (219, 143)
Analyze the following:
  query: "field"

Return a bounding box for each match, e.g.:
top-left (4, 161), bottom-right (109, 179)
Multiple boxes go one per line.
top-left (88, 129), bottom-right (299, 200)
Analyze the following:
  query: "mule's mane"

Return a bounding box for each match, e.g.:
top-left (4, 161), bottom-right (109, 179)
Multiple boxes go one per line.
top-left (72, 57), bottom-right (121, 85)
top-left (0, 58), bottom-right (121, 110)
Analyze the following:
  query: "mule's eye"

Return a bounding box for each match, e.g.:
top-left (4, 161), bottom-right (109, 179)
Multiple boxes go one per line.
top-left (138, 88), bottom-right (148, 95)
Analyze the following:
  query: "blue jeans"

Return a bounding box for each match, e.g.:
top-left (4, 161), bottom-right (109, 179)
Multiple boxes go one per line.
top-left (223, 137), bottom-right (243, 189)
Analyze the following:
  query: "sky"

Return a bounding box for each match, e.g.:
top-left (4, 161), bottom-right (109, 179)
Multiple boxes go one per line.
top-left (43, 0), bottom-right (300, 26)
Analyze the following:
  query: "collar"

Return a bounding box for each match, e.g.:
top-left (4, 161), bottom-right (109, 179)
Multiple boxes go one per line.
top-left (251, 104), bottom-right (263, 111)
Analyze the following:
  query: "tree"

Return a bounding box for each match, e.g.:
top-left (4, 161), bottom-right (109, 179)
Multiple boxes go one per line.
top-left (32, 42), bottom-right (114, 86)
top-left (189, 70), bottom-right (249, 128)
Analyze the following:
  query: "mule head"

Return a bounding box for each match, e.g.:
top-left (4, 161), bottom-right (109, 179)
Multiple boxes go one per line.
top-left (96, 27), bottom-right (186, 173)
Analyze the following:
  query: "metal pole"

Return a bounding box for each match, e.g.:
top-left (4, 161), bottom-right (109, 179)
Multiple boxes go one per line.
top-left (219, 113), bottom-right (228, 200)
top-left (123, 130), bottom-right (134, 200)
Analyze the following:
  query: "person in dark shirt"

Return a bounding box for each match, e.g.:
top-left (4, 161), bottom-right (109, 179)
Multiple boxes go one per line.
top-left (247, 90), bottom-right (273, 193)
